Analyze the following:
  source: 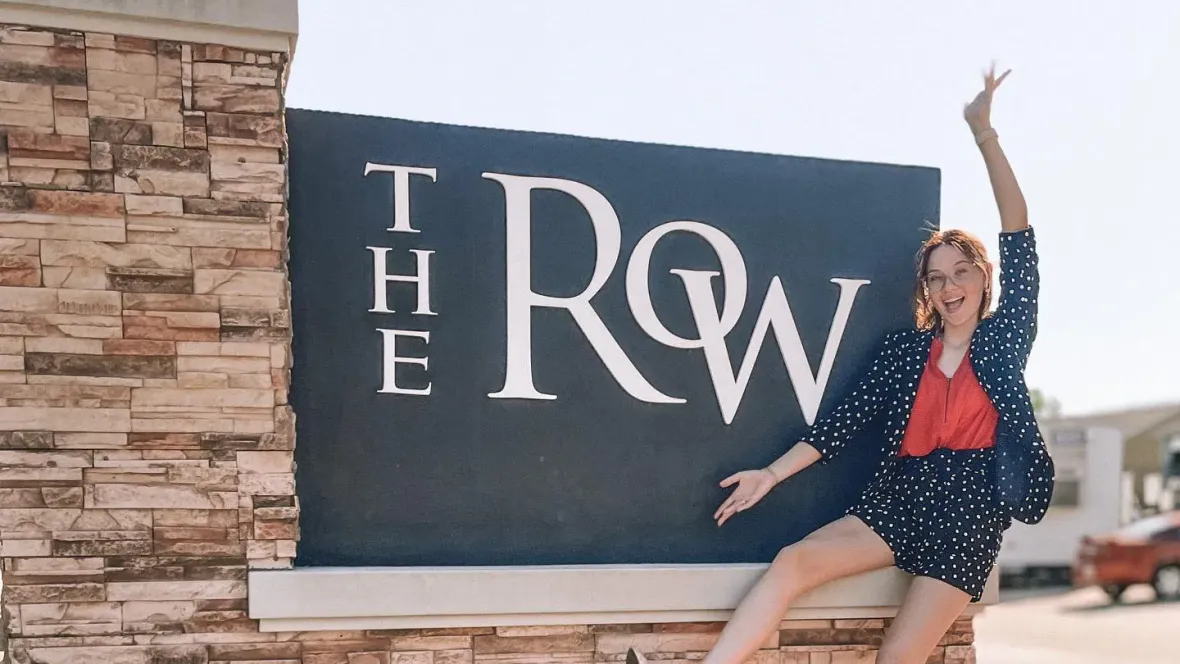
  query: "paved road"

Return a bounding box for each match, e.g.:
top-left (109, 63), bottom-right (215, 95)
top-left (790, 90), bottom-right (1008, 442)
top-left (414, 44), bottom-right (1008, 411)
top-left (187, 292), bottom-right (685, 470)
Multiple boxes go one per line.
top-left (974, 585), bottom-right (1179, 663)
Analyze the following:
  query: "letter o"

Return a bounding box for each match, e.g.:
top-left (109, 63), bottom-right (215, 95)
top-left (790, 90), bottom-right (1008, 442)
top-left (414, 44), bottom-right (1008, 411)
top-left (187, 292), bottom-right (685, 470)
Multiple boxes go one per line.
top-left (625, 221), bottom-right (747, 349)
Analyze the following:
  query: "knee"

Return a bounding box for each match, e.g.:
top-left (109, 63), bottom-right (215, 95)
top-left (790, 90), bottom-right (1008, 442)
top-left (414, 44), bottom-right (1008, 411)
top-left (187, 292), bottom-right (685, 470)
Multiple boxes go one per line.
top-left (770, 543), bottom-right (801, 573)
top-left (768, 543), bottom-right (818, 593)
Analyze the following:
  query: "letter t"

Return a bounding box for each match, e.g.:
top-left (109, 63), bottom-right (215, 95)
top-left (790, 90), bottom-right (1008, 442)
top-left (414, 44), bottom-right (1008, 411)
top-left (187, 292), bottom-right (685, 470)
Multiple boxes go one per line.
top-left (364, 162), bottom-right (437, 233)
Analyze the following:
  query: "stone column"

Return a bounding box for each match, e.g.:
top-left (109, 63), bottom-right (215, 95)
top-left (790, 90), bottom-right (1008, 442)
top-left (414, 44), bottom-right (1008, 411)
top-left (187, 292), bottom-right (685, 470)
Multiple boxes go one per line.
top-left (0, 2), bottom-right (298, 662)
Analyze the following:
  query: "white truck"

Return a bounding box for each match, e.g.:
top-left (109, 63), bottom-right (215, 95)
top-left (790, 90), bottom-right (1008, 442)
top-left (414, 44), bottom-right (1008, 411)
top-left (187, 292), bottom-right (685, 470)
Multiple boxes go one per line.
top-left (997, 426), bottom-right (1125, 587)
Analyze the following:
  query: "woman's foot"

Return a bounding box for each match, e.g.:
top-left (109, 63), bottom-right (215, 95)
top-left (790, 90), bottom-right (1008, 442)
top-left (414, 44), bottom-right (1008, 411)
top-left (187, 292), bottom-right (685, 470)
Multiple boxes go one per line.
top-left (625, 647), bottom-right (648, 664)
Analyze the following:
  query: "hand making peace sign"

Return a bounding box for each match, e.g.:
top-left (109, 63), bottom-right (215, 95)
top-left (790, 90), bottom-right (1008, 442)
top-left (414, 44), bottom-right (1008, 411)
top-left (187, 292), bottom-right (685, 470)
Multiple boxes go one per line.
top-left (963, 62), bottom-right (1010, 136)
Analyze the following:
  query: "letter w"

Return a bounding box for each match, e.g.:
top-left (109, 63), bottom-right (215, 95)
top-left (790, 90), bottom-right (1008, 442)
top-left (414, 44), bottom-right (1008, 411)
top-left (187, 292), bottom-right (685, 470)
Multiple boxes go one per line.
top-left (673, 272), bottom-right (870, 425)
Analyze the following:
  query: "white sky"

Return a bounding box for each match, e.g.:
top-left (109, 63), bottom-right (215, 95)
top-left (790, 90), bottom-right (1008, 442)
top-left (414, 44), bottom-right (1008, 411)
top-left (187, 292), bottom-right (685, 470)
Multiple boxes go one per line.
top-left (287, 0), bottom-right (1180, 416)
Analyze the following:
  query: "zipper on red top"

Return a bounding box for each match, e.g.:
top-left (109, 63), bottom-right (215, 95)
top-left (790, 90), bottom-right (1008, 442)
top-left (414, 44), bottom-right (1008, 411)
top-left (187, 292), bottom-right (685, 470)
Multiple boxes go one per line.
top-left (944, 376), bottom-right (951, 425)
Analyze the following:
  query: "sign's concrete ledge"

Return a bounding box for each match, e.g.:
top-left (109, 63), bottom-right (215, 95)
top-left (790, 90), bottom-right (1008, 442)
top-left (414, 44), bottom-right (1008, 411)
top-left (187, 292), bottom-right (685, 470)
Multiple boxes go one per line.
top-left (0, 0), bottom-right (298, 53)
top-left (248, 563), bottom-right (996, 631)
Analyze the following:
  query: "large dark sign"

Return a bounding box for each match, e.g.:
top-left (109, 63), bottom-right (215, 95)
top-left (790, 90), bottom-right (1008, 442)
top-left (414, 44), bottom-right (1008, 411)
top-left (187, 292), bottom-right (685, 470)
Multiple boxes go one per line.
top-left (288, 109), bottom-right (939, 567)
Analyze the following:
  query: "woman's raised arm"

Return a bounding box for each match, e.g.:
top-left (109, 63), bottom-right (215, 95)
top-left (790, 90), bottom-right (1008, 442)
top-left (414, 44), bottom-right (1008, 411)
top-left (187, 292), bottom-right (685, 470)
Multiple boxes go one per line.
top-left (964, 64), bottom-right (1028, 233)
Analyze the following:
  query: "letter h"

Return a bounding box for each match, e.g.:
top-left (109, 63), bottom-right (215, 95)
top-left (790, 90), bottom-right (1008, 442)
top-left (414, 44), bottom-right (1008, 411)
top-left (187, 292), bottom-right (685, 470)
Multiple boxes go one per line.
top-left (367, 246), bottom-right (436, 315)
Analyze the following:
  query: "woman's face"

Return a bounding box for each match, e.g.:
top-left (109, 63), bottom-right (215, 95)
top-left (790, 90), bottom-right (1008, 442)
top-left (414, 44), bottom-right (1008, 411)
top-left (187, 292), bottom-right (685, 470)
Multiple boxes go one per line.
top-left (925, 244), bottom-right (985, 329)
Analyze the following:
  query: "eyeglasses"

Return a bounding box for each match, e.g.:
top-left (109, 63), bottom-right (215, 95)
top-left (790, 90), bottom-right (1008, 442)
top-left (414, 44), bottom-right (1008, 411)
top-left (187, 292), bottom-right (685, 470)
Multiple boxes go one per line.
top-left (923, 265), bottom-right (981, 293)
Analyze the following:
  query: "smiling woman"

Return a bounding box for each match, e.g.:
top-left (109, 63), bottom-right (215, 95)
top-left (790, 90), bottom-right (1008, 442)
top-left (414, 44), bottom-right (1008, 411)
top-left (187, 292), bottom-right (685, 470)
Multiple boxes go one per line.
top-left (913, 230), bottom-right (995, 332)
top-left (653, 64), bottom-right (1054, 664)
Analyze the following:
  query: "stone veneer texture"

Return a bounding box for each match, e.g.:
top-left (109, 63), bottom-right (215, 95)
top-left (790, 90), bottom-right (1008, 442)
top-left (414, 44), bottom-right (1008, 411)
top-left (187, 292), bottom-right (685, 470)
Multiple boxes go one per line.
top-left (0, 21), bottom-right (977, 664)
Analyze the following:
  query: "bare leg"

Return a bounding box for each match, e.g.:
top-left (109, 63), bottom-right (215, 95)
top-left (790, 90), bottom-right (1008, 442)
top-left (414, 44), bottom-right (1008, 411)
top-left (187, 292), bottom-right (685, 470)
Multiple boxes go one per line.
top-left (876, 576), bottom-right (972, 664)
top-left (629, 516), bottom-right (893, 664)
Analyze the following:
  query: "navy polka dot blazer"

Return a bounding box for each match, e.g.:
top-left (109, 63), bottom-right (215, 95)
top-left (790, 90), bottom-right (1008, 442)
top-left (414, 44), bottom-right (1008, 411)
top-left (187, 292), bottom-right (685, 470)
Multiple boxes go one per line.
top-left (801, 227), bottom-right (1055, 525)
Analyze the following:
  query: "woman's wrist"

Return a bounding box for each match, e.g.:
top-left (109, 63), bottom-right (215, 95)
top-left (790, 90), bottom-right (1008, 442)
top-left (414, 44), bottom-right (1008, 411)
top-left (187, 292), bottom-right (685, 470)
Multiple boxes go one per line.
top-left (973, 126), bottom-right (998, 146)
top-left (763, 466), bottom-right (783, 485)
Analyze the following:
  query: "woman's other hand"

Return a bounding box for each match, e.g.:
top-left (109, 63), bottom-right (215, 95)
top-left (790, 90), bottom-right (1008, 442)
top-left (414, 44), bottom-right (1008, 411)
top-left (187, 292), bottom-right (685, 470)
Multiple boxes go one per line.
top-left (714, 468), bottom-right (779, 526)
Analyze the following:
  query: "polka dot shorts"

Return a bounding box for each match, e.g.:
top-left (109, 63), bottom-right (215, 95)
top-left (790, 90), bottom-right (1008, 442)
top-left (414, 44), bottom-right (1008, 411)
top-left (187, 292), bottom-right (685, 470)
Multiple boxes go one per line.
top-left (849, 448), bottom-right (1011, 601)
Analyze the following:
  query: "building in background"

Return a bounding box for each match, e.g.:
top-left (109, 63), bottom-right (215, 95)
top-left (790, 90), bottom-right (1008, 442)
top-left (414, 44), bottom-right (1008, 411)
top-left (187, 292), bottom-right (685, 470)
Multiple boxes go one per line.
top-left (1042, 403), bottom-right (1180, 517)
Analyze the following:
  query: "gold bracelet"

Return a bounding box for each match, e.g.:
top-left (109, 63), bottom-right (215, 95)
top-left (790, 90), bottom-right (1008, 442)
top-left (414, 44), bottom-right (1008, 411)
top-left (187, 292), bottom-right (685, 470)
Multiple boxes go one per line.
top-left (975, 128), bottom-right (998, 145)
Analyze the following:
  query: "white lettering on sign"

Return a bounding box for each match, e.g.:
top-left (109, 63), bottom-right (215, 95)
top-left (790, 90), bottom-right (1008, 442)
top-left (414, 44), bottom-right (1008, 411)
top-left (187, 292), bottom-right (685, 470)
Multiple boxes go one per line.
top-left (364, 164), bottom-right (873, 426)
top-left (377, 328), bottom-right (432, 395)
top-left (367, 246), bottom-right (436, 315)
top-left (677, 273), bottom-right (869, 425)
top-left (366, 162), bottom-right (440, 396)
top-left (625, 220), bottom-right (868, 423)
top-left (482, 173), bottom-right (684, 404)
top-left (363, 162), bottom-right (437, 233)
top-left (625, 220), bottom-right (748, 349)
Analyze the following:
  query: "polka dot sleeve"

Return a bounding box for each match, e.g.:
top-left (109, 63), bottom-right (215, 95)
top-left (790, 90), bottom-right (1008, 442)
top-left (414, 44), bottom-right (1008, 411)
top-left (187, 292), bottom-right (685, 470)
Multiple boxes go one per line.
top-left (995, 226), bottom-right (1039, 360)
top-left (799, 332), bottom-right (897, 464)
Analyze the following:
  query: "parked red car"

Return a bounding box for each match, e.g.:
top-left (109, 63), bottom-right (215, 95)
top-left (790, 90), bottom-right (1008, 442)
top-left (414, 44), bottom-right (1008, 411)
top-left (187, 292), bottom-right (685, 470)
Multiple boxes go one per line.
top-left (1073, 511), bottom-right (1180, 601)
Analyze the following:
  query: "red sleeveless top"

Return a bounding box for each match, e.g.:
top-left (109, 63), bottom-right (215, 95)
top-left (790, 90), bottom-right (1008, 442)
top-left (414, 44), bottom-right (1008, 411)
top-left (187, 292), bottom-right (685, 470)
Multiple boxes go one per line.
top-left (898, 337), bottom-right (999, 457)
